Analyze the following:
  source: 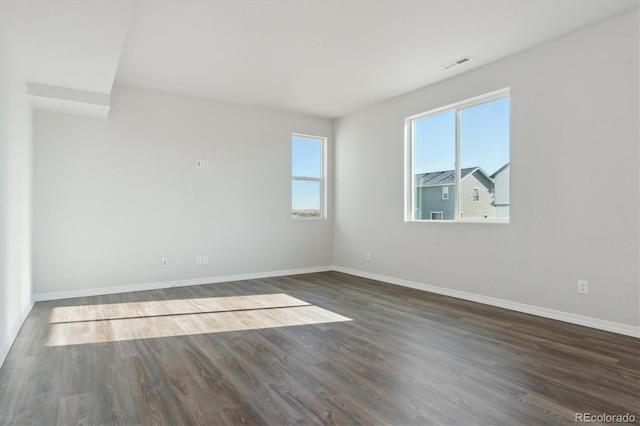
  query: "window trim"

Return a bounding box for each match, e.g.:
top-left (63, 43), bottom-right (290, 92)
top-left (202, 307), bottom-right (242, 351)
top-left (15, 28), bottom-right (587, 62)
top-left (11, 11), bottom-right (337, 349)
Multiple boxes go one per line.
top-left (404, 88), bottom-right (510, 223)
top-left (442, 186), bottom-right (449, 200)
top-left (291, 133), bottom-right (327, 220)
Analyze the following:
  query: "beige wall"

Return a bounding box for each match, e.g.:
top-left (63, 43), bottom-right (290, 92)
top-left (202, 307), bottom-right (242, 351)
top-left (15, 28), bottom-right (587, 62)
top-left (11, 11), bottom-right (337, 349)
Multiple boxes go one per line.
top-left (460, 173), bottom-right (495, 219)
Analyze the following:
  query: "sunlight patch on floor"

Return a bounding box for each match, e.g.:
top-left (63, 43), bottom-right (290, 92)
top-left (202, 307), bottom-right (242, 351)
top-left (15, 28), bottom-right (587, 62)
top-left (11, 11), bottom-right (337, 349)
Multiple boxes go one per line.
top-left (45, 294), bottom-right (351, 346)
top-left (49, 293), bottom-right (310, 323)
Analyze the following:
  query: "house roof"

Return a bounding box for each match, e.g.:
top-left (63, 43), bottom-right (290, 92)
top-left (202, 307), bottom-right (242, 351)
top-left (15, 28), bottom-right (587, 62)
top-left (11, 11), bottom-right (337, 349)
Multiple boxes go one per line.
top-left (416, 167), bottom-right (481, 187)
top-left (490, 162), bottom-right (510, 178)
top-left (416, 163), bottom-right (496, 187)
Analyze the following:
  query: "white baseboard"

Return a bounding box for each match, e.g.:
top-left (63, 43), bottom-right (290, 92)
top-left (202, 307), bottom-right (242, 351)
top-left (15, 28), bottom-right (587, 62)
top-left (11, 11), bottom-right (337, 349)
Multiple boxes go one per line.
top-left (30, 265), bottom-right (639, 338)
top-left (0, 300), bottom-right (34, 368)
top-left (33, 266), bottom-right (334, 302)
top-left (333, 266), bottom-right (640, 338)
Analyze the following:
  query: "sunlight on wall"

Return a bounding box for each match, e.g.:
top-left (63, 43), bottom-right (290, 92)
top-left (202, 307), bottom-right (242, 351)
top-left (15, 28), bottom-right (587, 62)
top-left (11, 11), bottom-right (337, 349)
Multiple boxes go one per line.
top-left (45, 294), bottom-right (352, 346)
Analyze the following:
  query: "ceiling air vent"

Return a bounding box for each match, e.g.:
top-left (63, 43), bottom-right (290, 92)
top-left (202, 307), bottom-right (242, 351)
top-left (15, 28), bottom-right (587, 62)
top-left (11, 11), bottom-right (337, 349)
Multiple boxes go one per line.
top-left (442, 56), bottom-right (473, 70)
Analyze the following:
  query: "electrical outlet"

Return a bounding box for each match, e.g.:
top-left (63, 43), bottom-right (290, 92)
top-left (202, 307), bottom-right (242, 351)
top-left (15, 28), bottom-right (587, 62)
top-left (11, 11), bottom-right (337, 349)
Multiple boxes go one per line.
top-left (578, 280), bottom-right (588, 294)
top-left (366, 251), bottom-right (371, 261)
top-left (196, 160), bottom-right (202, 168)
top-left (203, 160), bottom-right (208, 169)
top-left (161, 258), bottom-right (168, 267)
top-left (196, 256), bottom-right (202, 265)
top-left (203, 255), bottom-right (209, 265)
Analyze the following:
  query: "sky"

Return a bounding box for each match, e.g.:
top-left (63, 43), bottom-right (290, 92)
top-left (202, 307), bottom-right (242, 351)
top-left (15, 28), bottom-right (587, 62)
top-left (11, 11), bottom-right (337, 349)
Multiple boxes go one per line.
top-left (292, 135), bottom-right (321, 210)
top-left (414, 97), bottom-right (510, 176)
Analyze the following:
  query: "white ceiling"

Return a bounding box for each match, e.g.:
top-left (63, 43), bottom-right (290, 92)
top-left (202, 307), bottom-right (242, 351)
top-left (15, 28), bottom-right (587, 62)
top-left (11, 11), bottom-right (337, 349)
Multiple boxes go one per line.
top-left (1, 0), bottom-right (639, 118)
top-left (0, 0), bottom-right (134, 94)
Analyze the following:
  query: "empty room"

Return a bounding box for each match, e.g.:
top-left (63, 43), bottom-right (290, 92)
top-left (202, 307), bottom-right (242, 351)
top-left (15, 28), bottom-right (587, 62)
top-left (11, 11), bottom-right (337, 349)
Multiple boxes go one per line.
top-left (1, 0), bottom-right (639, 425)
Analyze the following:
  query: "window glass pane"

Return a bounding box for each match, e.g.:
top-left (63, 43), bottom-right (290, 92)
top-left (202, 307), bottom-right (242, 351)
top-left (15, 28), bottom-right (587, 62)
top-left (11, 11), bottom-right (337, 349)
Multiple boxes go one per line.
top-left (413, 111), bottom-right (455, 220)
top-left (292, 180), bottom-right (320, 218)
top-left (292, 136), bottom-right (321, 178)
top-left (460, 97), bottom-right (510, 219)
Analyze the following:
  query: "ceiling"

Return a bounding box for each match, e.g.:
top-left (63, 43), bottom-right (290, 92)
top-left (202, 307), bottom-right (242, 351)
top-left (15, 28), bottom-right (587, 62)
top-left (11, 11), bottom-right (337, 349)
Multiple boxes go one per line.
top-left (1, 0), bottom-right (638, 119)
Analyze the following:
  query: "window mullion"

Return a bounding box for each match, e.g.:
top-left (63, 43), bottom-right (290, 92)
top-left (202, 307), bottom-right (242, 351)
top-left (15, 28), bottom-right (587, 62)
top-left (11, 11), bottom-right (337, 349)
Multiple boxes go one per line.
top-left (455, 108), bottom-right (462, 219)
top-left (410, 120), bottom-right (417, 220)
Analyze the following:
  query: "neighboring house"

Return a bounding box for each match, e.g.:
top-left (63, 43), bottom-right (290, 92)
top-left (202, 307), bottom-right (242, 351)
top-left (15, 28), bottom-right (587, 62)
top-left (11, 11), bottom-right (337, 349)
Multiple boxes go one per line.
top-left (415, 166), bottom-right (495, 220)
top-left (491, 163), bottom-right (510, 219)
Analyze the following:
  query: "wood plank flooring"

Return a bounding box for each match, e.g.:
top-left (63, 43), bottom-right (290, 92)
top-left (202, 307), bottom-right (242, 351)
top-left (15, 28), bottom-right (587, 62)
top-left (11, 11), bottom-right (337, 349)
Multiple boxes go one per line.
top-left (1, 271), bottom-right (638, 425)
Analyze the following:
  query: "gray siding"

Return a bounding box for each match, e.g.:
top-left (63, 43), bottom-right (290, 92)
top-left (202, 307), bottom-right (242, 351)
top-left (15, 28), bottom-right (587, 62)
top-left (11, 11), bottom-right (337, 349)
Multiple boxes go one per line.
top-left (416, 185), bottom-right (455, 220)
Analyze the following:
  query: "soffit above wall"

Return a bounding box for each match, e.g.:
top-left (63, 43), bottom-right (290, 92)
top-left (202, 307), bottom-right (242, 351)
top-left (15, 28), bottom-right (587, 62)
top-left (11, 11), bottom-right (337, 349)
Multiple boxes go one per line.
top-left (0, 0), bottom-right (135, 117)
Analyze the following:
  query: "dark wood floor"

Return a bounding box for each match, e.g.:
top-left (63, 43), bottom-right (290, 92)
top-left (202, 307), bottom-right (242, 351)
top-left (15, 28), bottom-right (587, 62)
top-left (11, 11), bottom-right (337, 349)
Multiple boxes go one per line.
top-left (1, 271), bottom-right (638, 425)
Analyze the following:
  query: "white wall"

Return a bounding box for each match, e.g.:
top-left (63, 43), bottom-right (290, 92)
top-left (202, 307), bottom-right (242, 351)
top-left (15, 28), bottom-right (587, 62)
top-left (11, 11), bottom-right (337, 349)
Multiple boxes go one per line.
top-left (333, 11), bottom-right (639, 328)
top-left (0, 20), bottom-right (34, 366)
top-left (34, 85), bottom-right (333, 296)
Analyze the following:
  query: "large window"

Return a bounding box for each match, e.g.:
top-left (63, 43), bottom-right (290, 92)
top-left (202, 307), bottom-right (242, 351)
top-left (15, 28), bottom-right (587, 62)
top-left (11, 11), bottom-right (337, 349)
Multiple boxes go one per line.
top-left (405, 89), bottom-right (510, 222)
top-left (292, 134), bottom-right (325, 219)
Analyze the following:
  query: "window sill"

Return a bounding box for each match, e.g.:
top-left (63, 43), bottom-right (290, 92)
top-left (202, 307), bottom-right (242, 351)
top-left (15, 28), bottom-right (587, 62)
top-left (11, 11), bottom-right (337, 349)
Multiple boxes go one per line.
top-left (407, 218), bottom-right (509, 224)
top-left (292, 216), bottom-right (325, 221)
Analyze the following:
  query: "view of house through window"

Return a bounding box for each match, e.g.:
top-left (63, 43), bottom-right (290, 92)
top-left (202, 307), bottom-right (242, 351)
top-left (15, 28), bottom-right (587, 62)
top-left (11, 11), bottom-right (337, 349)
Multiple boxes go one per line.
top-left (407, 89), bottom-right (510, 221)
top-left (292, 134), bottom-right (325, 219)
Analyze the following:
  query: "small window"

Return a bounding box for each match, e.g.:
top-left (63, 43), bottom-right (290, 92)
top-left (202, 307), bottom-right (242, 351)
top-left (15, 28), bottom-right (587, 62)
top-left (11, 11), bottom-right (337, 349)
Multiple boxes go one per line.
top-left (473, 187), bottom-right (480, 202)
top-left (431, 211), bottom-right (443, 220)
top-left (442, 187), bottom-right (449, 200)
top-left (292, 134), bottom-right (325, 219)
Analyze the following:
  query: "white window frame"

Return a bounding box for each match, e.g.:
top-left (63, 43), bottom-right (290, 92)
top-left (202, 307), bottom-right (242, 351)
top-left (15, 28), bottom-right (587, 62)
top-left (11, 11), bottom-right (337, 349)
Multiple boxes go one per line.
top-left (442, 186), bottom-right (449, 200)
top-left (404, 88), bottom-right (510, 223)
top-left (430, 211), bottom-right (443, 220)
top-left (473, 187), bottom-right (480, 202)
top-left (291, 133), bottom-right (327, 220)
